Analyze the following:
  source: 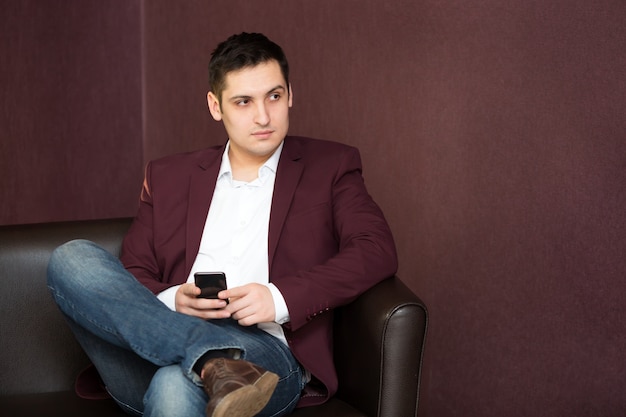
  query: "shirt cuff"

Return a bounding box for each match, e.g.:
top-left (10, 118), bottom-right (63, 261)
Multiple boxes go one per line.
top-left (157, 285), bottom-right (180, 311)
top-left (267, 283), bottom-right (290, 324)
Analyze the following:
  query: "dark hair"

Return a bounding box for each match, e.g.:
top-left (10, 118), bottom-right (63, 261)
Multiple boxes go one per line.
top-left (209, 32), bottom-right (290, 102)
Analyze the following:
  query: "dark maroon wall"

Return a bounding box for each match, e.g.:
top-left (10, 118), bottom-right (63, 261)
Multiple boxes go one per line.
top-left (2, 1), bottom-right (625, 416)
top-left (0, 0), bottom-right (143, 224)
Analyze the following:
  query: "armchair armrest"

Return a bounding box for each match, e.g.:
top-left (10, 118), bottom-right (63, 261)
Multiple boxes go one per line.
top-left (333, 277), bottom-right (428, 417)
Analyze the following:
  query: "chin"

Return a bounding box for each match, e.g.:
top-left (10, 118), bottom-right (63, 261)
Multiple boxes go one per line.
top-left (255, 137), bottom-right (283, 150)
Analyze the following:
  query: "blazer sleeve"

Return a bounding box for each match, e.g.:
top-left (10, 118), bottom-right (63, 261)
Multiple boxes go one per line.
top-left (119, 161), bottom-right (174, 294)
top-left (275, 146), bottom-right (398, 331)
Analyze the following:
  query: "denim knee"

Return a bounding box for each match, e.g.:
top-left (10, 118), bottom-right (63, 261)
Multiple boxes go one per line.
top-left (47, 239), bottom-right (95, 284)
top-left (47, 240), bottom-right (79, 293)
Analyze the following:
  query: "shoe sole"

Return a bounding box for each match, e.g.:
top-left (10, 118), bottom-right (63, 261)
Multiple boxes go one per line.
top-left (209, 371), bottom-right (279, 417)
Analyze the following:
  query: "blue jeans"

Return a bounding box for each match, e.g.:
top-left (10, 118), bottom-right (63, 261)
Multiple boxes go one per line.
top-left (47, 240), bottom-right (304, 417)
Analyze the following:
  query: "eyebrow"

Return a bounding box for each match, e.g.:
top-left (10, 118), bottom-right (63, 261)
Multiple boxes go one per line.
top-left (228, 85), bottom-right (286, 102)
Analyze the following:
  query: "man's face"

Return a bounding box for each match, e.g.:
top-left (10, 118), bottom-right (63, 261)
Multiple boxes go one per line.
top-left (207, 60), bottom-right (292, 165)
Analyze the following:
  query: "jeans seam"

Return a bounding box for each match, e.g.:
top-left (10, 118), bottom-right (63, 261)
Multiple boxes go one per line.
top-left (268, 372), bottom-right (302, 417)
top-left (108, 387), bottom-right (144, 416)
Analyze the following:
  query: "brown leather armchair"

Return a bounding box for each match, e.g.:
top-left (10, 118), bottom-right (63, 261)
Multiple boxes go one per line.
top-left (0, 218), bottom-right (427, 416)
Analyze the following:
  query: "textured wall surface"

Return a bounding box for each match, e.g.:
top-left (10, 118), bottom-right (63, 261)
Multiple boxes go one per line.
top-left (2, 1), bottom-right (625, 416)
top-left (0, 0), bottom-right (143, 224)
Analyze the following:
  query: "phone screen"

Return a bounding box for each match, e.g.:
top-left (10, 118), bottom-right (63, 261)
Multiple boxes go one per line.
top-left (194, 272), bottom-right (227, 300)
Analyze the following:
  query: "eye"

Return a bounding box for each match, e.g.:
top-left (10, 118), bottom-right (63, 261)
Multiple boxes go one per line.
top-left (269, 93), bottom-right (281, 101)
top-left (236, 99), bottom-right (250, 106)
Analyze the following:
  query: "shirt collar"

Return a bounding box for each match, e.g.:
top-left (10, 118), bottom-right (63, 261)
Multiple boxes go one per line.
top-left (218, 140), bottom-right (284, 185)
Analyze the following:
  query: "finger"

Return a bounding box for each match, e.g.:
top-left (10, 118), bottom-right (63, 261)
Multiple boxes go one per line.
top-left (230, 301), bottom-right (273, 326)
top-left (196, 306), bottom-right (232, 320)
top-left (193, 297), bottom-right (228, 309)
top-left (231, 306), bottom-right (257, 326)
top-left (177, 287), bottom-right (230, 319)
top-left (181, 283), bottom-right (201, 297)
top-left (220, 286), bottom-right (247, 300)
top-left (216, 289), bottom-right (232, 302)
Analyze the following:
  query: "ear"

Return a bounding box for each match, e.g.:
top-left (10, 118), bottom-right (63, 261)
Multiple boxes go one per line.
top-left (288, 84), bottom-right (293, 108)
top-left (207, 92), bottom-right (223, 121)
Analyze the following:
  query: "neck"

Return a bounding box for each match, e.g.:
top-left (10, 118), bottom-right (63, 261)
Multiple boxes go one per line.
top-left (231, 163), bottom-right (261, 182)
top-left (228, 151), bottom-right (269, 182)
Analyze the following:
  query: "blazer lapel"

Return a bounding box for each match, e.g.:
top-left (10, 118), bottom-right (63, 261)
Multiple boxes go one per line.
top-left (269, 138), bottom-right (303, 273)
top-left (185, 148), bottom-right (223, 273)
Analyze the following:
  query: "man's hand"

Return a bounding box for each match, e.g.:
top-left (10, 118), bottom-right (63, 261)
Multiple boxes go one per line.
top-left (223, 283), bottom-right (276, 326)
top-left (175, 283), bottom-right (231, 320)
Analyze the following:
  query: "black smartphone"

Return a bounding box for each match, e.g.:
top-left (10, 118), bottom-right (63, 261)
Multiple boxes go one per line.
top-left (194, 272), bottom-right (228, 302)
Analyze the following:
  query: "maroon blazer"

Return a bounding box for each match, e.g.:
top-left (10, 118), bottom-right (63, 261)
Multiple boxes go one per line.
top-left (120, 136), bottom-right (397, 407)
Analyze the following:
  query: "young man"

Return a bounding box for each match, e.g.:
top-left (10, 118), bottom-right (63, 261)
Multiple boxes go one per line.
top-left (47, 33), bottom-right (397, 417)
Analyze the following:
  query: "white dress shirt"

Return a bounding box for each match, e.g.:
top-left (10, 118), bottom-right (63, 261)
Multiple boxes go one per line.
top-left (157, 141), bottom-right (290, 345)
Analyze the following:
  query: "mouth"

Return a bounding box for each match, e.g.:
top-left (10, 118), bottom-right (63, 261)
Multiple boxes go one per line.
top-left (252, 129), bottom-right (274, 139)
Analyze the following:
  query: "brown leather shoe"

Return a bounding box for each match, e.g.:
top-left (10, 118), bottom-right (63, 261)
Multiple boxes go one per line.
top-left (201, 357), bottom-right (279, 417)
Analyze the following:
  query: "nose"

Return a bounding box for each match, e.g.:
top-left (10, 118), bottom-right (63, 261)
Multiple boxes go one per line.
top-left (254, 102), bottom-right (270, 126)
